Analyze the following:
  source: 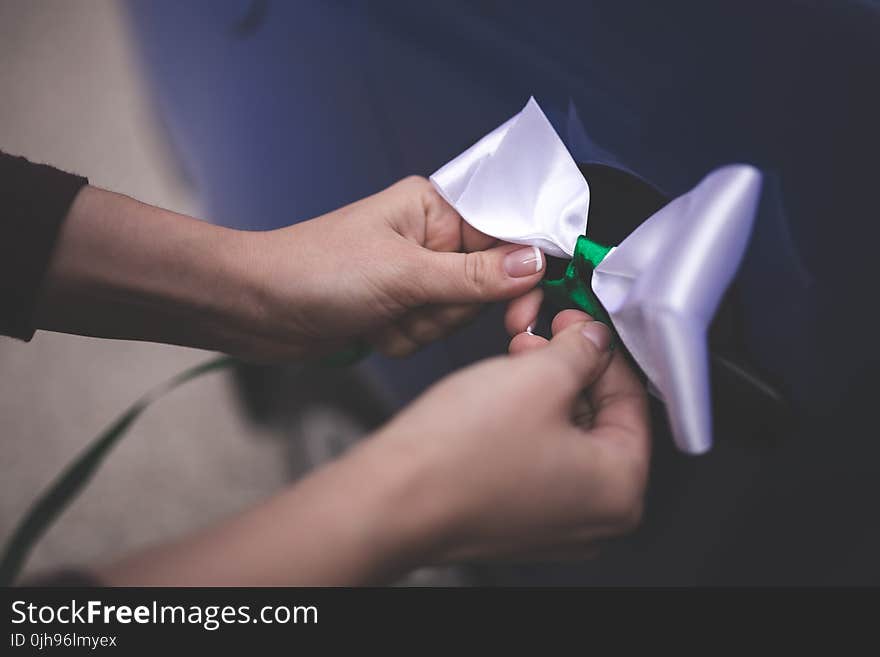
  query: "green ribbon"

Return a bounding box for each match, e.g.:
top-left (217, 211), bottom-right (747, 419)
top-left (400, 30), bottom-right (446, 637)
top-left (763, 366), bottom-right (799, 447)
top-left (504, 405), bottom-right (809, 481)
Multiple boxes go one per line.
top-left (0, 344), bottom-right (368, 585)
top-left (541, 235), bottom-right (614, 325)
top-left (0, 356), bottom-right (234, 585)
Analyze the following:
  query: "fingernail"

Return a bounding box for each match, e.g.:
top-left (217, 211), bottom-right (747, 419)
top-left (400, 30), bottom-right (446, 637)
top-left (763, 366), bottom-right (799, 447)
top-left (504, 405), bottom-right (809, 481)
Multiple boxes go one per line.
top-left (503, 246), bottom-right (544, 277)
top-left (581, 321), bottom-right (611, 351)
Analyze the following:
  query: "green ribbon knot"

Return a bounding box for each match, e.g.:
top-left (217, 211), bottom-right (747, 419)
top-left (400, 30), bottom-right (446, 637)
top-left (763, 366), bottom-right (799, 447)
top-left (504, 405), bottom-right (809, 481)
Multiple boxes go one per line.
top-left (541, 235), bottom-right (614, 326)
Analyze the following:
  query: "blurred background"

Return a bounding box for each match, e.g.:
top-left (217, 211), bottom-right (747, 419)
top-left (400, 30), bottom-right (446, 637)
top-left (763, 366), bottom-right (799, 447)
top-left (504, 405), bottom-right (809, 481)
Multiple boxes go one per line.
top-left (2, 0), bottom-right (878, 585)
top-left (0, 0), bottom-right (462, 585)
top-left (0, 0), bottom-right (259, 578)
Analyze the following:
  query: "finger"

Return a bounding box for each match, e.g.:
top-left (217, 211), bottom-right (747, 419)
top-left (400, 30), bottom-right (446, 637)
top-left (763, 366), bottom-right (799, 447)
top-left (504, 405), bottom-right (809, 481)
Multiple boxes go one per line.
top-left (527, 319), bottom-right (613, 399)
top-left (550, 308), bottom-right (596, 335)
top-left (509, 331), bottom-right (548, 354)
top-left (504, 287), bottom-right (544, 336)
top-left (551, 309), bottom-right (647, 445)
top-left (367, 323), bottom-right (420, 358)
top-left (552, 308), bottom-right (650, 460)
top-left (562, 352), bottom-right (651, 526)
top-left (419, 180), bottom-right (497, 253)
top-left (588, 349), bottom-right (651, 458)
top-left (408, 242), bottom-right (545, 304)
top-left (571, 389), bottom-right (596, 428)
top-left (550, 309), bottom-right (645, 430)
top-left (461, 222), bottom-right (497, 252)
top-left (386, 176), bottom-right (460, 251)
top-left (397, 303), bottom-right (481, 347)
top-left (540, 315), bottom-right (649, 532)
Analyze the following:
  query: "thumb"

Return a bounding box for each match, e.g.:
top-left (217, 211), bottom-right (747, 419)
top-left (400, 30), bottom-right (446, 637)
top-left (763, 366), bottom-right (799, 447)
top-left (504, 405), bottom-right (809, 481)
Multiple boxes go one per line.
top-left (530, 320), bottom-right (613, 397)
top-left (409, 243), bottom-right (545, 304)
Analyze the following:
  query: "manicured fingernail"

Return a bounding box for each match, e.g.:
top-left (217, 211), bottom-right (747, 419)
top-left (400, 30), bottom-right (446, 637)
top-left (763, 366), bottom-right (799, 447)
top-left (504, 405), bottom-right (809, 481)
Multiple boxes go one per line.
top-left (581, 321), bottom-right (611, 351)
top-left (503, 246), bottom-right (544, 277)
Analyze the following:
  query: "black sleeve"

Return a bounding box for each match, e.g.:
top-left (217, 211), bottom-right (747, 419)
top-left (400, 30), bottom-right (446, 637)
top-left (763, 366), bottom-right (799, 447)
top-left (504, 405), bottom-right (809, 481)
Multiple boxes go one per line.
top-left (0, 151), bottom-right (88, 341)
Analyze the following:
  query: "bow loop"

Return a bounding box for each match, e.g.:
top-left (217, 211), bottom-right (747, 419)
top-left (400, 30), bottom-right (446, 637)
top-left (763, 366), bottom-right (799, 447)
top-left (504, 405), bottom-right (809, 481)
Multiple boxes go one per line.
top-left (431, 97), bottom-right (589, 259)
top-left (431, 98), bottom-right (763, 454)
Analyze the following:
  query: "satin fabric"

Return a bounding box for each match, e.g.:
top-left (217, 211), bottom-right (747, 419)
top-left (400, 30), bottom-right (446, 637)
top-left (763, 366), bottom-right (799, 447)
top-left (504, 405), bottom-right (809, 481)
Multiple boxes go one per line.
top-left (592, 166), bottom-right (762, 453)
top-left (432, 101), bottom-right (762, 453)
top-left (430, 98), bottom-right (588, 259)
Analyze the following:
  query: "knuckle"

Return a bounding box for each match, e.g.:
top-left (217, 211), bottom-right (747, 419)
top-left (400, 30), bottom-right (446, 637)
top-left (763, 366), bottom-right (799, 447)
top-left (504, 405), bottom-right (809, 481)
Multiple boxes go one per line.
top-left (570, 326), bottom-right (602, 363)
top-left (379, 339), bottom-right (416, 359)
top-left (546, 336), bottom-right (599, 390)
top-left (405, 319), bottom-right (442, 346)
top-left (392, 176), bottom-right (434, 209)
top-left (402, 175), bottom-right (435, 205)
top-left (397, 174), bottom-right (429, 190)
top-left (371, 331), bottom-right (417, 359)
top-left (462, 251), bottom-right (490, 294)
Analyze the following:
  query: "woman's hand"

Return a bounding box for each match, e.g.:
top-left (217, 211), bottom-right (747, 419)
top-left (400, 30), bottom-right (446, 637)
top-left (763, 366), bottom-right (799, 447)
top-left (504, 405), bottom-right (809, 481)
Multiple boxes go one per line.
top-left (352, 309), bottom-right (651, 566)
top-left (36, 178), bottom-right (544, 361)
top-left (241, 176), bottom-right (545, 360)
top-left (100, 310), bottom-right (650, 585)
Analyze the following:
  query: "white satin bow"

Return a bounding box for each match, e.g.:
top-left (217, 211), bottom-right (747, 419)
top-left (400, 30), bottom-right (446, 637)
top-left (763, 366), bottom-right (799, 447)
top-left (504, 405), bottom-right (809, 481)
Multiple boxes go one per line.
top-left (430, 97), bottom-right (763, 454)
top-left (430, 97), bottom-right (589, 259)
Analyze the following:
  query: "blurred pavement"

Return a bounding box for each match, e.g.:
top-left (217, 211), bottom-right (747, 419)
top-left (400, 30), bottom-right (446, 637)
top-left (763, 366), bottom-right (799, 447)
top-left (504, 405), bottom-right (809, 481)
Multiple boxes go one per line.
top-left (0, 0), bottom-right (420, 583)
top-left (0, 0), bottom-right (302, 579)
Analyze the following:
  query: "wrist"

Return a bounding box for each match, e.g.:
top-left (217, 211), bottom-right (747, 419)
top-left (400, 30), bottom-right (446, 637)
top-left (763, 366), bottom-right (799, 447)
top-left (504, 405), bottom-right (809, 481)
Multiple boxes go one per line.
top-left (225, 223), bottom-right (331, 362)
top-left (197, 226), bottom-right (281, 359)
top-left (33, 186), bottom-right (269, 356)
top-left (337, 431), bottom-right (462, 575)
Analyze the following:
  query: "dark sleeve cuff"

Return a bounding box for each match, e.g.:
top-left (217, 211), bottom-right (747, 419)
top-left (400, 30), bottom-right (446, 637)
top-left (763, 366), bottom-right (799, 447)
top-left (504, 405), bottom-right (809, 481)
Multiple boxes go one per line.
top-left (0, 152), bottom-right (88, 341)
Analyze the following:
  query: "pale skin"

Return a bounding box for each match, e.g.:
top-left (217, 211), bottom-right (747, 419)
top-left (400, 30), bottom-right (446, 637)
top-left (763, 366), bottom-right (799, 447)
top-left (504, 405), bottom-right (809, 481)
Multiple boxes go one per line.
top-left (32, 176), bottom-right (650, 585)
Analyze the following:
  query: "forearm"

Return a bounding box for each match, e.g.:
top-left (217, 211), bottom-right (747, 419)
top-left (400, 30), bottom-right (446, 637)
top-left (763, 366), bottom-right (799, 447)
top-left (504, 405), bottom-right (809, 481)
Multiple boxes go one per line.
top-left (32, 186), bottom-right (266, 357)
top-left (97, 443), bottom-right (437, 586)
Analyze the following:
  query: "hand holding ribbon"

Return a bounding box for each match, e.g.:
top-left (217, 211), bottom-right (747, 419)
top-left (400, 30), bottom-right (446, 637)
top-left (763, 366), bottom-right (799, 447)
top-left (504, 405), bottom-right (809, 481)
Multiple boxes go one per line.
top-left (431, 97), bottom-right (763, 453)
